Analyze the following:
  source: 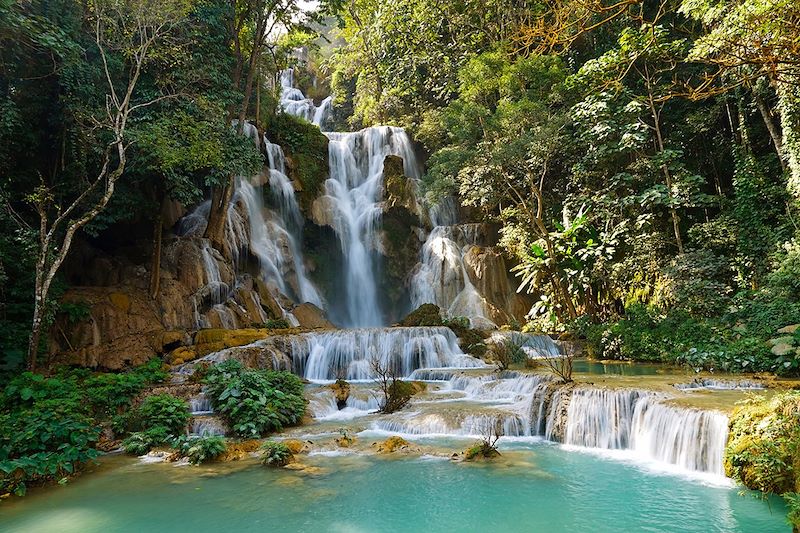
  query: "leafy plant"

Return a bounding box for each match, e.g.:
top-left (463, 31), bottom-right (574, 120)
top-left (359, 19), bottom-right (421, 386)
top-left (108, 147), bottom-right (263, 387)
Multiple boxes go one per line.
top-left (264, 318), bottom-right (290, 329)
top-left (176, 435), bottom-right (227, 465)
top-left (204, 360), bottom-right (306, 438)
top-left (134, 394), bottom-right (190, 436)
top-left (121, 427), bottom-right (172, 456)
top-left (260, 440), bottom-right (293, 467)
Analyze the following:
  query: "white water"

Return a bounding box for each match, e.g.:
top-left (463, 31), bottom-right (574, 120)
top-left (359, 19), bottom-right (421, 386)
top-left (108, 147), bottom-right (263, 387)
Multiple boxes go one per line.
top-left (409, 225), bottom-right (494, 328)
top-left (322, 127), bottom-right (421, 327)
top-left (287, 326), bottom-right (484, 381)
top-left (279, 69), bottom-right (332, 128)
top-left (675, 378), bottom-right (765, 391)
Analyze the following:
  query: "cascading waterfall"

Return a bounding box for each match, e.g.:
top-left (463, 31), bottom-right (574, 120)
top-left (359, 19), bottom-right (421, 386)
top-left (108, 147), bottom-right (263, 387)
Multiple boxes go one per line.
top-left (287, 326), bottom-right (485, 381)
top-left (409, 225), bottom-right (493, 328)
top-left (279, 69), bottom-right (332, 128)
top-left (548, 387), bottom-right (729, 476)
top-left (322, 126), bottom-right (421, 327)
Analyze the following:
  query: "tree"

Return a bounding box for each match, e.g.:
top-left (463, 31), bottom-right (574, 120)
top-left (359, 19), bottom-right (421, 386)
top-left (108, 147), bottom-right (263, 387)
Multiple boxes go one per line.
top-left (680, 0), bottom-right (800, 196)
top-left (24, 0), bottom-right (191, 370)
top-left (203, 0), bottom-right (300, 251)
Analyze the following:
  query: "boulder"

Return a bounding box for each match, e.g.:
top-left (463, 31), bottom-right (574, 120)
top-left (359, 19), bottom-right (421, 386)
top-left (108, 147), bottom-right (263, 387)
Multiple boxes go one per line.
top-left (777, 324), bottom-right (800, 335)
top-left (771, 343), bottom-right (795, 357)
top-left (292, 303), bottom-right (334, 329)
top-left (398, 304), bottom-right (443, 327)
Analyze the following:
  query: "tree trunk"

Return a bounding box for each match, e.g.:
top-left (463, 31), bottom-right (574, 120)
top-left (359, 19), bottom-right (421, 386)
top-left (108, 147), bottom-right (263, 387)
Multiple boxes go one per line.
top-left (776, 78), bottom-right (800, 197)
top-left (204, 180), bottom-right (234, 252)
top-left (753, 91), bottom-right (787, 171)
top-left (648, 94), bottom-right (684, 254)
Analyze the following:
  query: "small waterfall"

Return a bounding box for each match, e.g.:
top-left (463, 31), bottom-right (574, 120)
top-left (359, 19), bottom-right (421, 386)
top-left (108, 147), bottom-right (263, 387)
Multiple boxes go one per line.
top-left (551, 387), bottom-right (729, 476)
top-left (562, 389), bottom-right (647, 449)
top-left (288, 326), bottom-right (485, 381)
top-left (321, 126), bottom-right (421, 327)
top-left (279, 69), bottom-right (332, 128)
top-left (674, 378), bottom-right (765, 391)
top-left (409, 225), bottom-right (493, 328)
top-left (189, 393), bottom-right (213, 415)
top-left (630, 397), bottom-right (729, 474)
top-left (190, 416), bottom-right (226, 437)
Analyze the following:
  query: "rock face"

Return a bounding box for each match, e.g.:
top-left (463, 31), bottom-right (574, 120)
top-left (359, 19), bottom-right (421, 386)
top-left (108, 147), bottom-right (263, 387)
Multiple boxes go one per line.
top-left (462, 246), bottom-right (533, 325)
top-left (292, 303), bottom-right (335, 329)
top-left (49, 237), bottom-right (293, 369)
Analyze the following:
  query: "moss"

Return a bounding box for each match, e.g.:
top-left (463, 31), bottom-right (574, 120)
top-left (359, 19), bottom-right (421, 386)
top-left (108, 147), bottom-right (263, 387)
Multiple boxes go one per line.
top-left (399, 304), bottom-right (443, 327)
top-left (264, 113), bottom-right (329, 212)
top-left (725, 392), bottom-right (800, 498)
top-left (377, 436), bottom-right (410, 453)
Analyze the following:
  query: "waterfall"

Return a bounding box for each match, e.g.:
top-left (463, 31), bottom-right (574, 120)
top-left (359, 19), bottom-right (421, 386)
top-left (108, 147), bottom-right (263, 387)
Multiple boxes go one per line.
top-left (279, 69), bottom-right (332, 129)
top-left (322, 126), bottom-right (421, 327)
top-left (674, 378), bottom-right (765, 391)
top-left (630, 397), bottom-right (729, 474)
top-left (287, 326), bottom-right (485, 381)
top-left (409, 225), bottom-right (493, 328)
top-left (551, 388), bottom-right (729, 476)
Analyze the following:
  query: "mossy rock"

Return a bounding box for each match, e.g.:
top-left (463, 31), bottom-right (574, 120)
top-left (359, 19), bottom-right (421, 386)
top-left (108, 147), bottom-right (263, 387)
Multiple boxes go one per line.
top-left (168, 346), bottom-right (198, 364)
top-left (108, 292), bottom-right (131, 312)
top-left (264, 113), bottom-right (329, 212)
top-left (283, 439), bottom-right (310, 455)
top-left (399, 304), bottom-right (443, 327)
top-left (376, 436), bottom-right (411, 453)
top-left (194, 328), bottom-right (270, 355)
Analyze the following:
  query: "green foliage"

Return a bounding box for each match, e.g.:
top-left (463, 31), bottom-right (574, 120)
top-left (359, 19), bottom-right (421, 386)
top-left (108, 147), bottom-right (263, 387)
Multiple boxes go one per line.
top-left (264, 318), bottom-right (291, 329)
top-left (133, 394), bottom-right (190, 436)
top-left (175, 435), bottom-right (227, 465)
top-left (260, 440), bottom-right (293, 467)
top-left (264, 113), bottom-right (329, 209)
top-left (491, 339), bottom-right (527, 370)
top-left (204, 360), bottom-right (306, 438)
top-left (0, 358), bottom-right (169, 495)
top-left (121, 427), bottom-right (172, 456)
top-left (725, 392), bottom-right (800, 505)
top-left (654, 250), bottom-right (734, 317)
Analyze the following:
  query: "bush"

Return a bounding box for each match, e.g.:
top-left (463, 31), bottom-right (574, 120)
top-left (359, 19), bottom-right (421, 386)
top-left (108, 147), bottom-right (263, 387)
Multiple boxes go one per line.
top-left (135, 394), bottom-right (190, 436)
top-left (725, 392), bottom-right (800, 530)
top-left (0, 406), bottom-right (99, 496)
top-left (176, 435), bottom-right (227, 465)
top-left (264, 318), bottom-right (290, 329)
top-left (260, 440), bottom-right (293, 467)
top-left (121, 427), bottom-right (171, 456)
top-left (204, 360), bottom-right (306, 438)
top-left (0, 360), bottom-right (169, 497)
top-left (490, 339), bottom-right (527, 370)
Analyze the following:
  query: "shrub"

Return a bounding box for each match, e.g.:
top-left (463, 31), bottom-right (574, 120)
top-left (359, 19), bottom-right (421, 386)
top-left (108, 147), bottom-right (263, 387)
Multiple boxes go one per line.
top-left (264, 318), bottom-right (290, 329)
top-left (260, 440), bottom-right (294, 467)
top-left (135, 394), bottom-right (190, 435)
top-left (725, 392), bottom-right (800, 530)
top-left (491, 339), bottom-right (527, 370)
top-left (177, 435), bottom-right (227, 465)
top-left (0, 406), bottom-right (99, 496)
top-left (204, 360), bottom-right (306, 438)
top-left (122, 427), bottom-right (171, 456)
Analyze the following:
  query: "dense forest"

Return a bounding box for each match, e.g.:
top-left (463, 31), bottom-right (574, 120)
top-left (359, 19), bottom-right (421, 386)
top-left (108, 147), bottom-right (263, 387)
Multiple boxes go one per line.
top-left (2, 0), bottom-right (800, 529)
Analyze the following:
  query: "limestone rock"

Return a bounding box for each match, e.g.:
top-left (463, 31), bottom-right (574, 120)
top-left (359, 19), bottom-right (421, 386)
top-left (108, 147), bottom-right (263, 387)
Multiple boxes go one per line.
top-left (292, 303), bottom-right (334, 329)
top-left (771, 343), bottom-right (795, 356)
top-left (777, 324), bottom-right (800, 335)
